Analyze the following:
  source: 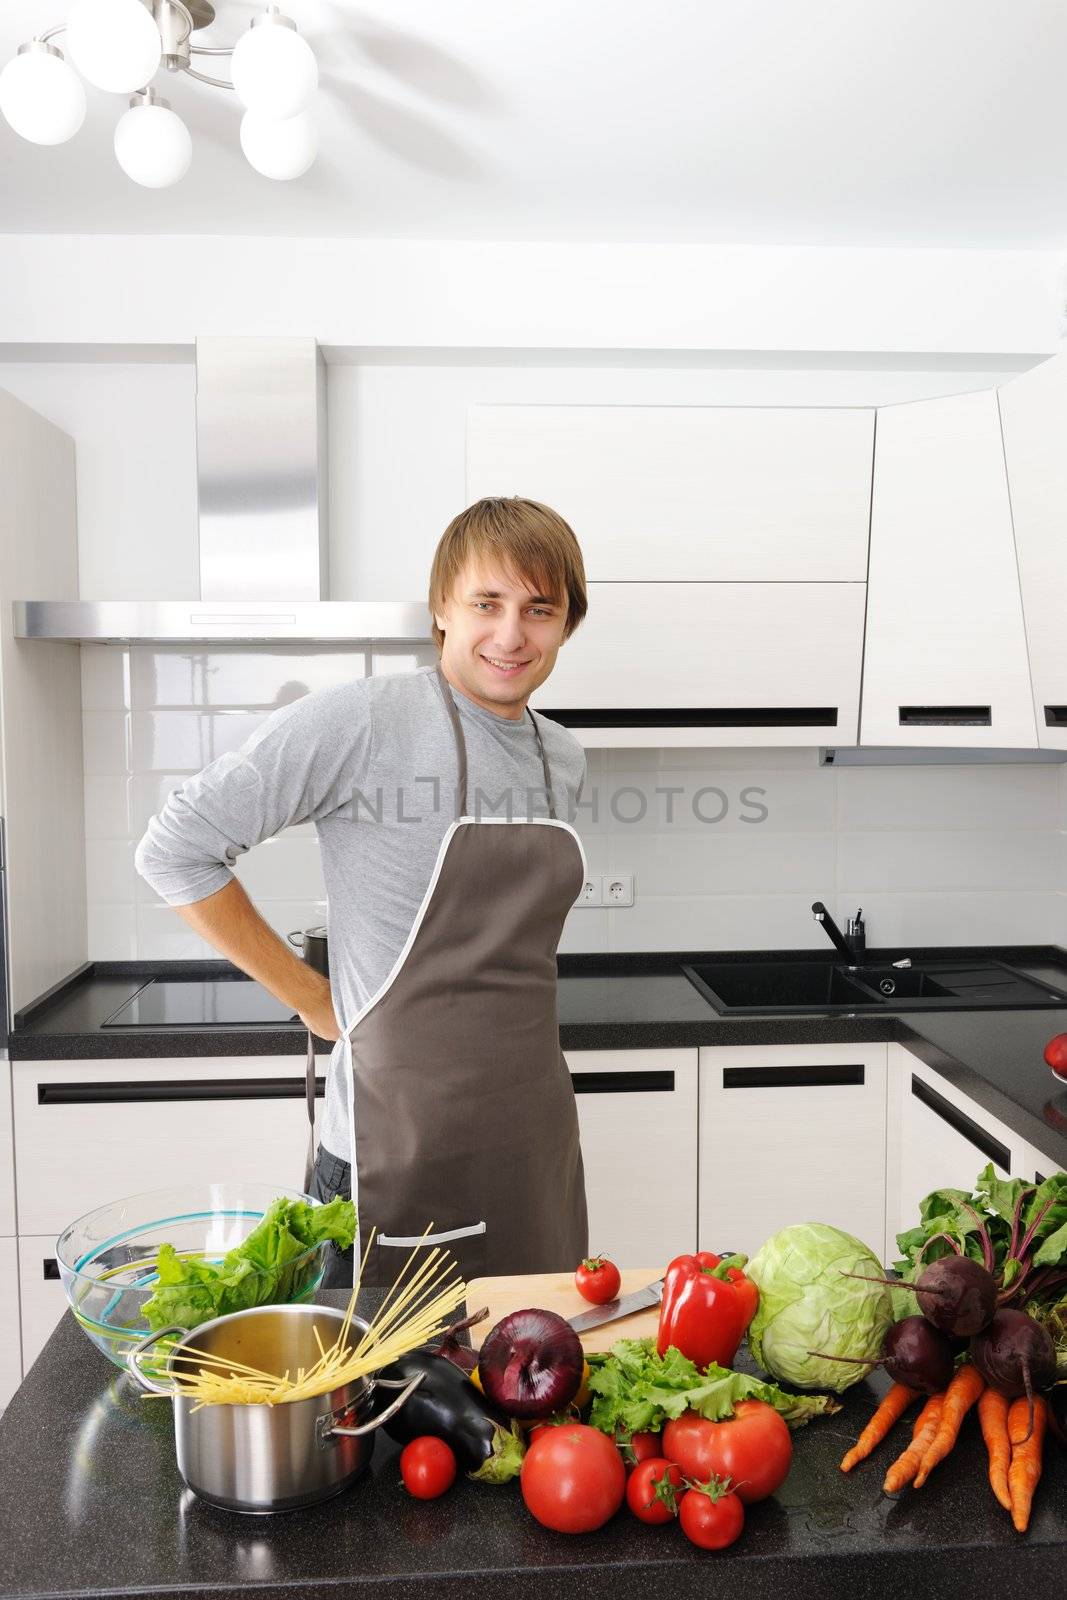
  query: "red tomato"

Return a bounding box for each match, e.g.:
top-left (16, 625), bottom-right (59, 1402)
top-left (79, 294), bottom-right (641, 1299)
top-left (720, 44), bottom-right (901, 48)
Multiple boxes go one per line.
top-left (520, 1423), bottom-right (626, 1533)
top-left (678, 1480), bottom-right (745, 1550)
top-left (620, 1429), bottom-right (663, 1469)
top-left (625, 1457), bottom-right (684, 1525)
top-left (663, 1401), bottom-right (792, 1505)
top-left (1044, 1032), bottom-right (1067, 1081)
top-left (574, 1255), bottom-right (622, 1304)
top-left (399, 1436), bottom-right (457, 1500)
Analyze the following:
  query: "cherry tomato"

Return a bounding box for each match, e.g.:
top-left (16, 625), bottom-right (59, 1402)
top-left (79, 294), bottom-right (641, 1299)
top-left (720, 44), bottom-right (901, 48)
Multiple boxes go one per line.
top-left (575, 1255), bottom-right (622, 1304)
top-left (663, 1401), bottom-right (792, 1505)
top-left (399, 1436), bottom-right (457, 1500)
top-left (1044, 1032), bottom-right (1067, 1081)
top-left (619, 1429), bottom-right (663, 1469)
top-left (625, 1457), bottom-right (684, 1524)
top-left (678, 1479), bottom-right (745, 1550)
top-left (520, 1423), bottom-right (626, 1533)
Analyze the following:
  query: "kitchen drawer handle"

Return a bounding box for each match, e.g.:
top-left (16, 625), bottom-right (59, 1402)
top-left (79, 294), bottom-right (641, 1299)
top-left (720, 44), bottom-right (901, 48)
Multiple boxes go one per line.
top-left (570, 1071), bottom-right (675, 1094)
top-left (541, 707), bottom-right (838, 729)
top-left (1044, 706), bottom-right (1067, 727)
top-left (722, 1064), bottom-right (865, 1089)
top-left (898, 705), bottom-right (992, 726)
top-left (38, 1076), bottom-right (327, 1106)
top-left (910, 1075), bottom-right (1010, 1170)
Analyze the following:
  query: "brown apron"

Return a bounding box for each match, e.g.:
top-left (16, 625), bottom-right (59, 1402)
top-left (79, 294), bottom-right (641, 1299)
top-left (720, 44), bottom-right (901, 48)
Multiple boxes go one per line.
top-left (341, 668), bottom-right (589, 1288)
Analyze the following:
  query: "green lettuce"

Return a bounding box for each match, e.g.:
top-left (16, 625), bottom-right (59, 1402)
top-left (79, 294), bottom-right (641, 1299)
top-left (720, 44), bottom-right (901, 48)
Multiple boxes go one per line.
top-left (586, 1337), bottom-right (840, 1435)
top-left (141, 1196), bottom-right (355, 1332)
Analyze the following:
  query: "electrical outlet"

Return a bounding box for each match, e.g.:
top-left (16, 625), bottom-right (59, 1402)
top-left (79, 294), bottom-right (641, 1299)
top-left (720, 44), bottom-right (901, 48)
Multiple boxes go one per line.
top-left (575, 877), bottom-right (603, 907)
top-left (603, 873), bottom-right (634, 907)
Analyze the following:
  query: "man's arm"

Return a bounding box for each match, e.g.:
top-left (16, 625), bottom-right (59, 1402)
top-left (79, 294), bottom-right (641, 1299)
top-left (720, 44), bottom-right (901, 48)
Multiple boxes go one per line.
top-left (176, 880), bottom-right (340, 1041)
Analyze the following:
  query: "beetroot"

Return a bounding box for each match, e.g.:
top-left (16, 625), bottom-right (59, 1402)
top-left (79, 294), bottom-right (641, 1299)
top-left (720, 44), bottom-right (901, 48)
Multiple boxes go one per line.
top-left (882, 1316), bottom-right (956, 1394)
top-left (970, 1308), bottom-right (1057, 1441)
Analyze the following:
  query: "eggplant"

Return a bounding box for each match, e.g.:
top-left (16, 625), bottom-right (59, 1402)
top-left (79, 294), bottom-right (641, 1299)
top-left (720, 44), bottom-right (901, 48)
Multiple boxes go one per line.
top-left (382, 1351), bottom-right (526, 1483)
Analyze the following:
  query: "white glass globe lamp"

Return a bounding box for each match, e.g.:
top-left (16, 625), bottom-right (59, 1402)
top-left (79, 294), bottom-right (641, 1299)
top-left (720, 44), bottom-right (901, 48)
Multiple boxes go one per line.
top-left (0, 42), bottom-right (87, 144)
top-left (231, 9), bottom-right (317, 119)
top-left (239, 108), bottom-right (316, 179)
top-left (66, 0), bottom-right (162, 95)
top-left (114, 90), bottom-right (191, 187)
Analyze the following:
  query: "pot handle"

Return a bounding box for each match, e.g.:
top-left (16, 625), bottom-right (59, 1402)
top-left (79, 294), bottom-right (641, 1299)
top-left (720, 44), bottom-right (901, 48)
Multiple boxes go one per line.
top-left (287, 930), bottom-right (304, 948)
top-left (126, 1325), bottom-right (190, 1395)
top-left (321, 1368), bottom-right (425, 1440)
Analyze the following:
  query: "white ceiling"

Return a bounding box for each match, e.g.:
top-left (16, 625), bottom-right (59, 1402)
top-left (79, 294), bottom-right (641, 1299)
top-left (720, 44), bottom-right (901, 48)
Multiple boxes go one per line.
top-left (1, 0), bottom-right (1066, 246)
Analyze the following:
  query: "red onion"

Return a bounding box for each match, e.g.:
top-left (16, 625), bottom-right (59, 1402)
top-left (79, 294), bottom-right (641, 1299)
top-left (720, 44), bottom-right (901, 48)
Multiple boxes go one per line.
top-left (477, 1307), bottom-right (584, 1419)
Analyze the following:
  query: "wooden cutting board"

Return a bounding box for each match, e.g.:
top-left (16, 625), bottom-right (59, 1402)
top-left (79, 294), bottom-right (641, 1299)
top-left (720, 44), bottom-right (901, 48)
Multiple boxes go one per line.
top-left (466, 1269), bottom-right (662, 1354)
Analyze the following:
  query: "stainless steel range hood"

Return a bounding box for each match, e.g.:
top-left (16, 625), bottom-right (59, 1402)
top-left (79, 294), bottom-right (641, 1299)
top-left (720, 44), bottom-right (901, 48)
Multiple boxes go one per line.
top-left (14, 336), bottom-right (432, 645)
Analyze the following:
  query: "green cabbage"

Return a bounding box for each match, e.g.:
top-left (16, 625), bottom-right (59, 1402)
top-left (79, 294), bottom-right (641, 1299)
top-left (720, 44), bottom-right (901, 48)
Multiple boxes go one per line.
top-left (746, 1222), bottom-right (893, 1393)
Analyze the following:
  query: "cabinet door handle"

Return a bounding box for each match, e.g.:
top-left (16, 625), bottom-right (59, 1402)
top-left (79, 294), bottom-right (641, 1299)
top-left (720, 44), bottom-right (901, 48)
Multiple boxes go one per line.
top-left (42, 1259), bottom-right (59, 1280)
top-left (910, 1075), bottom-right (1010, 1170)
top-left (571, 1071), bottom-right (675, 1094)
top-left (722, 1064), bottom-right (864, 1089)
top-left (541, 707), bottom-right (838, 729)
top-left (1043, 707), bottom-right (1067, 727)
top-left (38, 1077), bottom-right (326, 1105)
top-left (898, 705), bottom-right (992, 726)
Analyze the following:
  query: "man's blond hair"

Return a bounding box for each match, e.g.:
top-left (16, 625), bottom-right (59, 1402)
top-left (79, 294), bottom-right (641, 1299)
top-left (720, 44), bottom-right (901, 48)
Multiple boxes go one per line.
top-left (428, 497), bottom-right (588, 651)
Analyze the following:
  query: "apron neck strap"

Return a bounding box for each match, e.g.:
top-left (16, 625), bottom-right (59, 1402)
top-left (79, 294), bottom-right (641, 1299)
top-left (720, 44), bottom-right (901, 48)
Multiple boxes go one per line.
top-left (435, 666), bottom-right (557, 819)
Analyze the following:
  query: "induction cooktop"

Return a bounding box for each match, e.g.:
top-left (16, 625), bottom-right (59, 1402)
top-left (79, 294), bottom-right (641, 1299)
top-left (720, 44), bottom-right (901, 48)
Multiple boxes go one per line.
top-left (101, 978), bottom-right (298, 1028)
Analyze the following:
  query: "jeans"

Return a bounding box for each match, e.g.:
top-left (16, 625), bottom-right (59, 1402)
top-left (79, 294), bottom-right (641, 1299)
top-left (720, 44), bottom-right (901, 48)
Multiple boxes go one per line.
top-left (309, 1144), bottom-right (354, 1290)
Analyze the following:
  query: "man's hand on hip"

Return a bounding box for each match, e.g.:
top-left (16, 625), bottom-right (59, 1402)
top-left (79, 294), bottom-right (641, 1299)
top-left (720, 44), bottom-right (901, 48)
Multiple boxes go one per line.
top-left (173, 879), bottom-right (341, 1040)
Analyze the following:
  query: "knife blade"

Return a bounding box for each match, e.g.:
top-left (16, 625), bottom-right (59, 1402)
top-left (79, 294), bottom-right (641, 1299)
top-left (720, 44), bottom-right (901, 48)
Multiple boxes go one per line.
top-left (567, 1278), bottom-right (664, 1335)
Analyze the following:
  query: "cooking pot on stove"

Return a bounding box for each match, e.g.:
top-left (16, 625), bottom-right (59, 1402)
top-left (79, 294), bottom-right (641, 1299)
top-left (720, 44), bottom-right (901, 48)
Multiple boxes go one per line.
top-left (127, 1304), bottom-right (422, 1514)
top-left (288, 924), bottom-right (329, 977)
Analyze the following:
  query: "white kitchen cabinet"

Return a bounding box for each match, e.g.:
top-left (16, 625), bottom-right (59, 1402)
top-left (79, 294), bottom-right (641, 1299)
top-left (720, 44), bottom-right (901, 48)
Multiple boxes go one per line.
top-left (17, 1233), bottom-right (66, 1374)
top-left (467, 405), bottom-right (875, 582)
top-left (535, 581), bottom-right (866, 747)
top-left (861, 388), bottom-right (1037, 748)
top-left (889, 1048), bottom-right (1028, 1250)
top-left (698, 1043), bottom-right (889, 1261)
top-left (566, 1049), bottom-right (697, 1266)
top-left (0, 1061), bottom-right (15, 1236)
top-left (13, 1056), bottom-right (313, 1237)
top-left (997, 352), bottom-right (1067, 750)
top-left (0, 1237), bottom-right (21, 1406)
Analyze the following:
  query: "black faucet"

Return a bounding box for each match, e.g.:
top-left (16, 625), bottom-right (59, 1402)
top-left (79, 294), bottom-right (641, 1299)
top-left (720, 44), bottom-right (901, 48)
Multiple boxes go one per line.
top-left (812, 901), bottom-right (866, 963)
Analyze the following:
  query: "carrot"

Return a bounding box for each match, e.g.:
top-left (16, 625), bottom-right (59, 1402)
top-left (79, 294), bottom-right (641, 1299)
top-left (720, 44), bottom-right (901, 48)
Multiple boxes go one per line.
top-left (912, 1364), bottom-right (984, 1487)
top-left (1008, 1394), bottom-right (1047, 1534)
top-left (883, 1393), bottom-right (943, 1494)
top-left (978, 1387), bottom-right (1012, 1512)
top-left (840, 1383), bottom-right (919, 1472)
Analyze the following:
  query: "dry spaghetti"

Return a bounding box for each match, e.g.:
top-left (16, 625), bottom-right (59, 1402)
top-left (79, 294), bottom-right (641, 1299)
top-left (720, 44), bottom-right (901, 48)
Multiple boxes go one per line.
top-left (151, 1224), bottom-right (466, 1407)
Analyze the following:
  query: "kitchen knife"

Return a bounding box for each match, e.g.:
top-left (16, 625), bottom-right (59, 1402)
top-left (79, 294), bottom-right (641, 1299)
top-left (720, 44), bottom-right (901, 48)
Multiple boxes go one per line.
top-left (567, 1277), bottom-right (664, 1335)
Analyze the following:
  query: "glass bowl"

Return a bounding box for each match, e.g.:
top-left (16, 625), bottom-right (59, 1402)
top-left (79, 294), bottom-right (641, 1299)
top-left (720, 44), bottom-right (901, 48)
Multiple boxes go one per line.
top-left (56, 1183), bottom-right (329, 1369)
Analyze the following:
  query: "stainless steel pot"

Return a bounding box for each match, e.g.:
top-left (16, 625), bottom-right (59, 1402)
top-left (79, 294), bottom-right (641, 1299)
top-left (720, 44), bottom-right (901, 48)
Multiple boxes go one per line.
top-left (288, 925), bottom-right (329, 977)
top-left (126, 1303), bottom-right (423, 1515)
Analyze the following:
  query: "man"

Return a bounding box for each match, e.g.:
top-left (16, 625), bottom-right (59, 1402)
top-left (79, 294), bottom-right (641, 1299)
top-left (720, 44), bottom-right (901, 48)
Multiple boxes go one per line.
top-left (135, 497), bottom-right (590, 1287)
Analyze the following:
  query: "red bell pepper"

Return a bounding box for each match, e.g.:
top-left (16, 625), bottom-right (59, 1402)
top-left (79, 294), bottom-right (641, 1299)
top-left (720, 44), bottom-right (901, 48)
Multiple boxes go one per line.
top-left (656, 1252), bottom-right (758, 1372)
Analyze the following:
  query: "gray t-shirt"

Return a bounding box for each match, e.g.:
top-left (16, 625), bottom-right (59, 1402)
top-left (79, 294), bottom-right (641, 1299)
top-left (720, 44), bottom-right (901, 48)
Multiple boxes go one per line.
top-left (134, 665), bottom-right (588, 1160)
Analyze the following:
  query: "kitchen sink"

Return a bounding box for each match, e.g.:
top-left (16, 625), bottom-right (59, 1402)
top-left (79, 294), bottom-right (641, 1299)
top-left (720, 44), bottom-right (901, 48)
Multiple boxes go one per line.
top-left (682, 958), bottom-right (1067, 1015)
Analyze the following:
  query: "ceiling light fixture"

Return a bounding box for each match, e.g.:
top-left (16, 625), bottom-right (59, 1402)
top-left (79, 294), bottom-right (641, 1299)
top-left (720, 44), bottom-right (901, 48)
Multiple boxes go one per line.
top-left (0, 1), bottom-right (318, 187)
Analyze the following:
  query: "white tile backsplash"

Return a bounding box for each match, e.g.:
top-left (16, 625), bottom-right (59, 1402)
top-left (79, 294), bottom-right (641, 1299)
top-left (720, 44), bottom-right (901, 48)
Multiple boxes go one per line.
top-left (81, 647), bottom-right (1067, 960)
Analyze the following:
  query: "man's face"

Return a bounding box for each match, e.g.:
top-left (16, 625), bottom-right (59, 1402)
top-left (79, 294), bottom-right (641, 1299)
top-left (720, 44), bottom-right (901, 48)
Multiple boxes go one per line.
top-left (434, 560), bottom-right (569, 720)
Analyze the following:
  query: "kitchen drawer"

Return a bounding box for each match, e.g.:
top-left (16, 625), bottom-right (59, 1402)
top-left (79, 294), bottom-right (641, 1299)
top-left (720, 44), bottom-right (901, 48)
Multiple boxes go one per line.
top-left (699, 1043), bottom-right (889, 1260)
top-left (0, 1238), bottom-right (21, 1407)
top-left (13, 1057), bottom-right (313, 1236)
top-left (567, 1049), bottom-right (697, 1266)
top-left (0, 1062), bottom-right (14, 1235)
top-left (890, 1048), bottom-right (1029, 1246)
top-left (17, 1233), bottom-right (66, 1375)
top-left (467, 404), bottom-right (874, 581)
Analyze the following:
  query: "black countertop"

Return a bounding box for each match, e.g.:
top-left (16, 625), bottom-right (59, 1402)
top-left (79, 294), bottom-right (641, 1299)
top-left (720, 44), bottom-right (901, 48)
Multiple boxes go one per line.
top-left (1, 1289), bottom-right (1064, 1600)
top-left (10, 947), bottom-right (1067, 1168)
